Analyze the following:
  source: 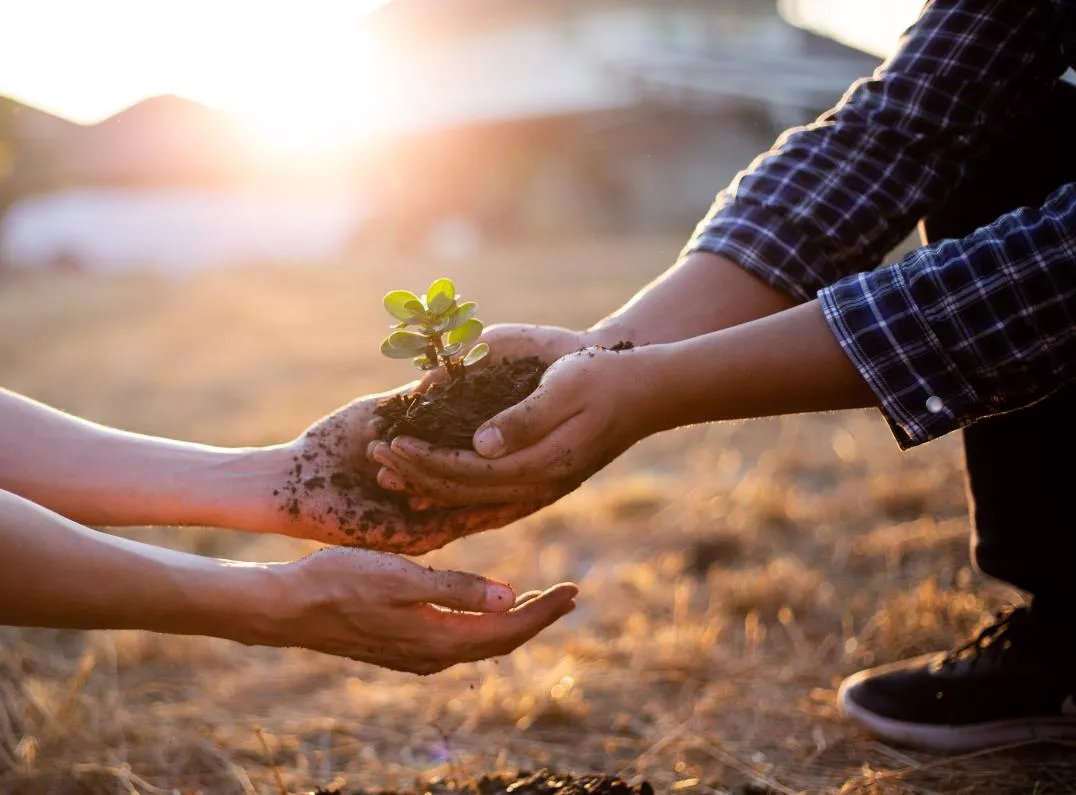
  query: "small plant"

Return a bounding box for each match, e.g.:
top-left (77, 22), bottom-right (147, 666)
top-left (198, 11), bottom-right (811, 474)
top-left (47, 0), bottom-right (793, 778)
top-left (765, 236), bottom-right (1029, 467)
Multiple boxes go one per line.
top-left (379, 277), bottom-right (490, 378)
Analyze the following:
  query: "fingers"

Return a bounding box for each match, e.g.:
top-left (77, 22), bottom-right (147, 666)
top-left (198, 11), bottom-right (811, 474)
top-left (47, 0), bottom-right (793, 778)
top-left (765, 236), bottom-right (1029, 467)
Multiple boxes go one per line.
top-left (472, 382), bottom-right (575, 460)
top-left (434, 583), bottom-right (579, 662)
top-left (401, 566), bottom-right (516, 612)
top-left (375, 450), bottom-right (562, 507)
top-left (354, 584), bottom-right (578, 675)
top-left (371, 434), bottom-right (579, 487)
top-left (514, 589), bottom-right (543, 607)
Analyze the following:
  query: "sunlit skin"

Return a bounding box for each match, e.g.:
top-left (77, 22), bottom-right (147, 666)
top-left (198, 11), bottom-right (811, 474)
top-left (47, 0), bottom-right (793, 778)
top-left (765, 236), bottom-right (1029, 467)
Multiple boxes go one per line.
top-left (368, 252), bottom-right (879, 509)
top-left (0, 387), bottom-right (577, 673)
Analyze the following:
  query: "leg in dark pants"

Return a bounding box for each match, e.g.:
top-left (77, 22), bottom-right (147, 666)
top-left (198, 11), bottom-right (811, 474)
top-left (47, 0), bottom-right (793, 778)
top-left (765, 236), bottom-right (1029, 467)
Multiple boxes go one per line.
top-left (836, 83), bottom-right (1076, 753)
top-left (920, 81), bottom-right (1076, 602)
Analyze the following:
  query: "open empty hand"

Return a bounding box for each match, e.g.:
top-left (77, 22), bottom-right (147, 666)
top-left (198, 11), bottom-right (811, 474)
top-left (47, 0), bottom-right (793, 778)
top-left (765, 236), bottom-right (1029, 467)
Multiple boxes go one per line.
top-left (261, 547), bottom-right (578, 674)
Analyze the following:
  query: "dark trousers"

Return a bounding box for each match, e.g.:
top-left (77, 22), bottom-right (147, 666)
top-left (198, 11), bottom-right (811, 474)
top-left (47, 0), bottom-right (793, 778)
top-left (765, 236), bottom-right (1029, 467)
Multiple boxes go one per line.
top-left (917, 80), bottom-right (1076, 601)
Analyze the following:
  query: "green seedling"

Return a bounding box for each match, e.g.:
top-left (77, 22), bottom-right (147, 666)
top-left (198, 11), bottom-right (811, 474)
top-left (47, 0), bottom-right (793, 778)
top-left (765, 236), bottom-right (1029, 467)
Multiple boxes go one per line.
top-left (379, 277), bottom-right (489, 378)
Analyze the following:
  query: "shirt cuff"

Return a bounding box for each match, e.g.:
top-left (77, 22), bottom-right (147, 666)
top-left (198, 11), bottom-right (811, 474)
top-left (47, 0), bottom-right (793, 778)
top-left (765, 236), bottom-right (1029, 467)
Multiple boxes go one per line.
top-left (682, 201), bottom-right (838, 303)
top-left (818, 263), bottom-right (981, 449)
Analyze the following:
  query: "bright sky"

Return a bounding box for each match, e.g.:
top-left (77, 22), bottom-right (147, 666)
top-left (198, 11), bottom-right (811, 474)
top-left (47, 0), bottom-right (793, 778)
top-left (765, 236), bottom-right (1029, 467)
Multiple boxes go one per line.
top-left (779, 0), bottom-right (925, 59)
top-left (1, 0), bottom-right (924, 157)
top-left (0, 0), bottom-right (387, 155)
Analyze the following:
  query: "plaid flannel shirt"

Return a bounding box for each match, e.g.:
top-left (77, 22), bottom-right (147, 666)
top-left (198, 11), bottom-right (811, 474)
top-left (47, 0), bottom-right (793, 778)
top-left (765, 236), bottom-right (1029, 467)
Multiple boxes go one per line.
top-left (685, 0), bottom-right (1076, 448)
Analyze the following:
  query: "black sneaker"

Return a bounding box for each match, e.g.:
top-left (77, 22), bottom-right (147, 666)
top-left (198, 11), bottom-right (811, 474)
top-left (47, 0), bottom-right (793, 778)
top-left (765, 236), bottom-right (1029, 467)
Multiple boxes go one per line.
top-left (837, 604), bottom-right (1076, 752)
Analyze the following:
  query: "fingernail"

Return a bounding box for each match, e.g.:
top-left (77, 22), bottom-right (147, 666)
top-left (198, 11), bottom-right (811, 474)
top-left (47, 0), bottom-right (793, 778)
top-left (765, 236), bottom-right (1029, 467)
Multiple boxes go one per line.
top-left (485, 582), bottom-right (514, 608)
top-left (380, 471), bottom-right (405, 490)
top-left (474, 426), bottom-right (505, 458)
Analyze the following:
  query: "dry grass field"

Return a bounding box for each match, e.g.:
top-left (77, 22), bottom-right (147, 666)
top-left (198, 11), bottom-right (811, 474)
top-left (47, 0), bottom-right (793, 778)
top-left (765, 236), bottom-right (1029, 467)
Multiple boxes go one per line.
top-left (2, 236), bottom-right (1074, 794)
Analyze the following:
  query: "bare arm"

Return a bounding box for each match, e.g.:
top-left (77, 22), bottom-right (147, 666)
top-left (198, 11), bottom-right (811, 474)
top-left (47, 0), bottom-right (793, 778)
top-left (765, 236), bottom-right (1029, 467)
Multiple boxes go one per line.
top-left (371, 300), bottom-right (877, 508)
top-left (0, 387), bottom-right (544, 553)
top-left (469, 3), bottom-right (1067, 364)
top-left (641, 300), bottom-right (878, 428)
top-left (0, 387), bottom-right (272, 528)
top-left (584, 251), bottom-right (798, 347)
top-left (0, 487), bottom-right (577, 674)
top-left (465, 252), bottom-right (797, 384)
top-left (0, 487), bottom-right (273, 633)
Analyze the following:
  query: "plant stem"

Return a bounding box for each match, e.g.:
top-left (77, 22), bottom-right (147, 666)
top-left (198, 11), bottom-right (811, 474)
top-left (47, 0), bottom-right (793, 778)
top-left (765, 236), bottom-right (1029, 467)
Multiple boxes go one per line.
top-left (425, 340), bottom-right (440, 371)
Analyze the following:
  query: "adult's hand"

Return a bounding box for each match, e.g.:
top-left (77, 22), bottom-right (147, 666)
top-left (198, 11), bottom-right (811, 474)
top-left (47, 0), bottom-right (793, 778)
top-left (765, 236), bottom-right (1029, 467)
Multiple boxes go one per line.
top-left (223, 388), bottom-right (548, 554)
top-left (369, 346), bottom-right (661, 509)
top-left (260, 547), bottom-right (578, 674)
top-left (417, 323), bottom-right (592, 391)
top-left (0, 488), bottom-right (577, 676)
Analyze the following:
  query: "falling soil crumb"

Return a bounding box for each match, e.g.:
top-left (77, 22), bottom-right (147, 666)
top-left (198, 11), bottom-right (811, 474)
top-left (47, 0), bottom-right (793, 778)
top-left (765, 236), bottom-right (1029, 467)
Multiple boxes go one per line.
top-left (308, 769), bottom-right (654, 795)
top-left (374, 356), bottom-right (548, 449)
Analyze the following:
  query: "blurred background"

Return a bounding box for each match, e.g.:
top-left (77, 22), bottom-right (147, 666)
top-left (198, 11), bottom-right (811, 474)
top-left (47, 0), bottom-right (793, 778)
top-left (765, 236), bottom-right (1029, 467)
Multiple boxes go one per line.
top-left (14, 3), bottom-right (1059, 794)
top-left (0, 0), bottom-right (919, 274)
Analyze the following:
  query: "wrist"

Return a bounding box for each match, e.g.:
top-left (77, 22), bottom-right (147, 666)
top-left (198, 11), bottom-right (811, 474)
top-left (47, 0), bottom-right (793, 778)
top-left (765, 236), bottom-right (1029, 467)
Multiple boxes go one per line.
top-left (166, 555), bottom-right (289, 646)
top-left (187, 443), bottom-right (297, 534)
top-left (616, 343), bottom-right (686, 438)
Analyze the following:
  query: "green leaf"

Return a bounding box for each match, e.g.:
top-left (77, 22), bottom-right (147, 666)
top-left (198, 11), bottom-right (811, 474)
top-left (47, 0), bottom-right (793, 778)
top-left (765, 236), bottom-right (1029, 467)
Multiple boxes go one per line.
top-left (385, 330), bottom-right (430, 352)
top-left (443, 301), bottom-right (478, 332)
top-left (446, 318), bottom-right (483, 347)
top-left (428, 293), bottom-right (455, 316)
top-left (384, 290), bottom-right (422, 322)
top-left (427, 315), bottom-right (455, 334)
top-left (426, 277), bottom-right (455, 310)
top-left (462, 342), bottom-right (490, 367)
top-left (412, 356), bottom-right (441, 371)
top-left (381, 338), bottom-right (420, 359)
top-left (441, 342), bottom-right (463, 357)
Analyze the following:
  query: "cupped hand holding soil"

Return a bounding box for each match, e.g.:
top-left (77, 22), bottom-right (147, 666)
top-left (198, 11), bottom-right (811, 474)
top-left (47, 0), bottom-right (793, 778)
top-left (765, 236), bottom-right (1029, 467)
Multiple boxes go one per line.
top-left (370, 343), bottom-right (644, 512)
top-left (230, 389), bottom-right (548, 554)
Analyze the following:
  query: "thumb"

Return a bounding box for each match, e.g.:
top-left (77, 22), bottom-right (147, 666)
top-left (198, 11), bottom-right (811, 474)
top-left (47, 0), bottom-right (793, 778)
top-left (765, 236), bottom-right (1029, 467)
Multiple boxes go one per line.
top-left (473, 386), bottom-right (564, 459)
top-left (408, 567), bottom-right (516, 612)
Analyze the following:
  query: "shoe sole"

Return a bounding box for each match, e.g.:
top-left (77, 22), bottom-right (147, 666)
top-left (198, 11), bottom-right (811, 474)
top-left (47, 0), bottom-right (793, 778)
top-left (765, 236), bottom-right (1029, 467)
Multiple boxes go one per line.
top-left (838, 680), bottom-right (1076, 753)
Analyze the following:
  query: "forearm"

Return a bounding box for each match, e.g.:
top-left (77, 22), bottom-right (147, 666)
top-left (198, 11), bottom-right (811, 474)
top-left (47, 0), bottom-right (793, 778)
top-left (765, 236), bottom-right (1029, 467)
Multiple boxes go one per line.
top-left (0, 388), bottom-right (292, 528)
top-left (636, 300), bottom-right (877, 432)
top-left (583, 251), bottom-right (797, 347)
top-left (594, 2), bottom-right (1068, 352)
top-left (0, 488), bottom-right (280, 639)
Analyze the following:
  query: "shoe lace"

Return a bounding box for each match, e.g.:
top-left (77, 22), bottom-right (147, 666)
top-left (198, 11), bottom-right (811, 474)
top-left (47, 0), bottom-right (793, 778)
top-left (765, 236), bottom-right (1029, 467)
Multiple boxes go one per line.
top-left (940, 606), bottom-right (1031, 667)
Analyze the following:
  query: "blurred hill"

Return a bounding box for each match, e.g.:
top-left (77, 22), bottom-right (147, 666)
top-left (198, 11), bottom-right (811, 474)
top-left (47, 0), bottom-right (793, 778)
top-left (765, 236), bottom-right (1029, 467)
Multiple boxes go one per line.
top-left (0, 0), bottom-right (881, 273)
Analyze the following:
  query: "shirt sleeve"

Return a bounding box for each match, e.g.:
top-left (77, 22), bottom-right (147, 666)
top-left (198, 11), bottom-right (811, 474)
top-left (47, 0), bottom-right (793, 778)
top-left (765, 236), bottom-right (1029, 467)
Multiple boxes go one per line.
top-left (683, 0), bottom-right (1069, 302)
top-left (819, 182), bottom-right (1076, 449)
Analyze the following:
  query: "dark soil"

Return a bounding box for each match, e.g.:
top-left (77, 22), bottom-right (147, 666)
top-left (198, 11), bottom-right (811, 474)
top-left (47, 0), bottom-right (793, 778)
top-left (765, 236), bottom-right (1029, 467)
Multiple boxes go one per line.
top-left (375, 357), bottom-right (548, 449)
top-left (274, 345), bottom-right (636, 544)
top-left (307, 769), bottom-right (784, 795)
top-left (309, 769), bottom-right (654, 795)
